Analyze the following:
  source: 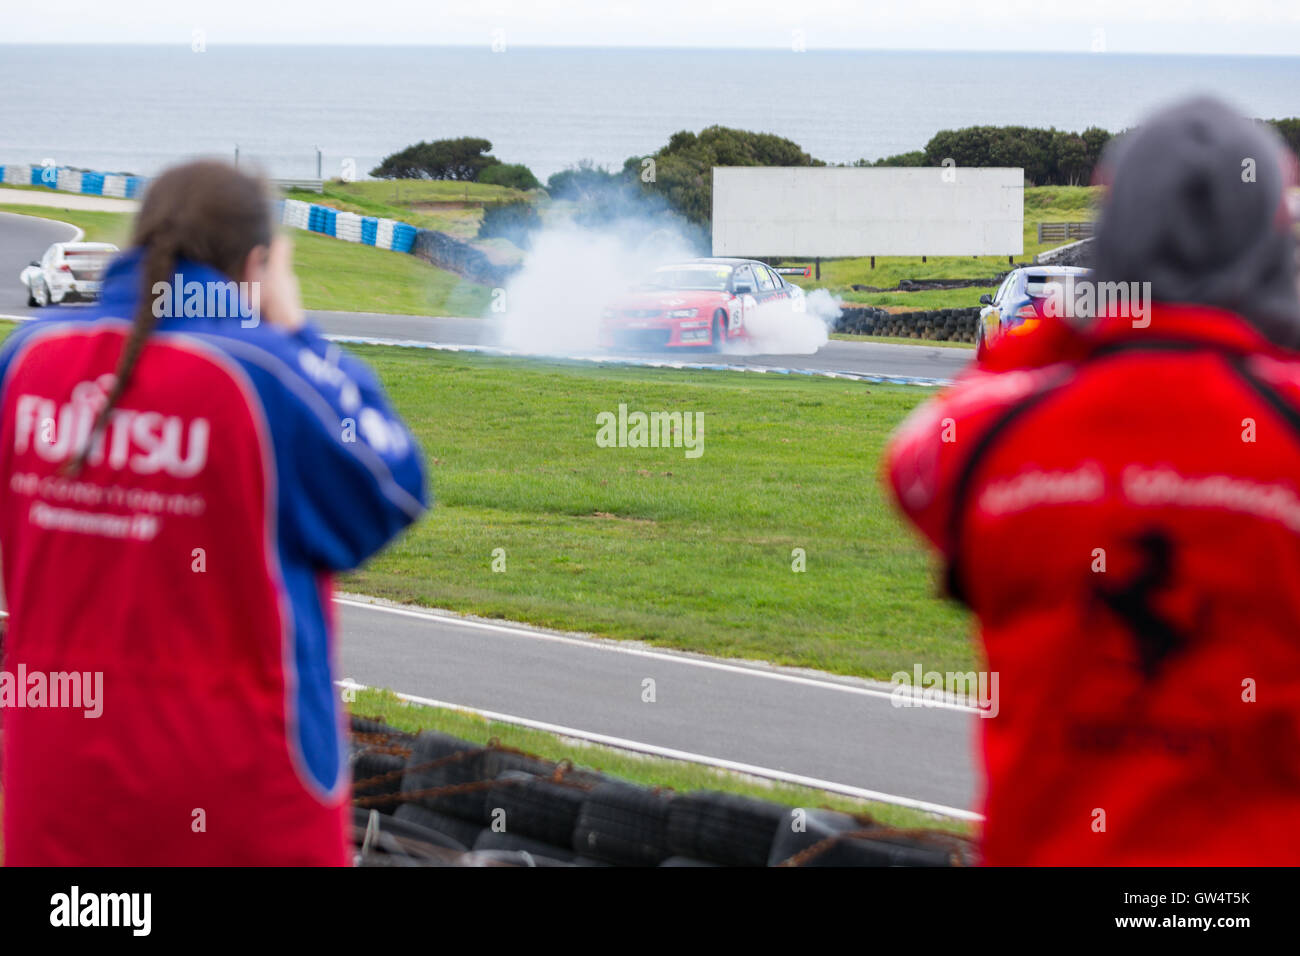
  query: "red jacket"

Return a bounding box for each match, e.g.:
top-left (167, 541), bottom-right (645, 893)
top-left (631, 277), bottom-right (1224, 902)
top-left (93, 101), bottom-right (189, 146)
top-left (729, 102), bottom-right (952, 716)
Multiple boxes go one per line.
top-left (0, 254), bottom-right (427, 865)
top-left (886, 304), bottom-right (1300, 865)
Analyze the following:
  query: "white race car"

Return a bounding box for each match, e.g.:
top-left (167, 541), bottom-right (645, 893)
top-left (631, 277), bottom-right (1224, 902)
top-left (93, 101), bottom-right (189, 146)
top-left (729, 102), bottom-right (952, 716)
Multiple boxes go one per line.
top-left (21, 242), bottom-right (119, 307)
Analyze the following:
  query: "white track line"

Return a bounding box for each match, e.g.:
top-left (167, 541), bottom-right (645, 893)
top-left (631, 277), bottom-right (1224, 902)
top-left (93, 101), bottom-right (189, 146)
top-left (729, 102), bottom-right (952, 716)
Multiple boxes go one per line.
top-left (335, 596), bottom-right (983, 713)
top-left (338, 679), bottom-right (983, 822)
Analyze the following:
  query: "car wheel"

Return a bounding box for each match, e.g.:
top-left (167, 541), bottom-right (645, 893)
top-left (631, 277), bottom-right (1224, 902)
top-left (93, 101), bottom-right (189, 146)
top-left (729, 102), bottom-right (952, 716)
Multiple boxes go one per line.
top-left (710, 310), bottom-right (726, 352)
top-left (32, 279), bottom-right (50, 307)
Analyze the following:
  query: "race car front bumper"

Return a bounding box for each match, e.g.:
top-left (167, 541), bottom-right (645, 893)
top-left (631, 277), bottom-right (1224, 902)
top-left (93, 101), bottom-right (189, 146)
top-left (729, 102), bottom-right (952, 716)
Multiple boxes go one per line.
top-left (602, 320), bottom-right (712, 349)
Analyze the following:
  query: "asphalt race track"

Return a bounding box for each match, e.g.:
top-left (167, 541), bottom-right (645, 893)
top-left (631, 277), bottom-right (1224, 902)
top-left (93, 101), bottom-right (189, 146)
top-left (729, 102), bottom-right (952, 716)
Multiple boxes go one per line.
top-left (0, 210), bottom-right (80, 305)
top-left (0, 208), bottom-right (978, 817)
top-left (338, 598), bottom-right (978, 818)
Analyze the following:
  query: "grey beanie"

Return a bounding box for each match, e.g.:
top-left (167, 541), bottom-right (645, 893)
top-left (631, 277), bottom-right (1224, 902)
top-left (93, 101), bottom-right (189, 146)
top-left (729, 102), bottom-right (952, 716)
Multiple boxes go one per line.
top-left (1092, 96), bottom-right (1300, 348)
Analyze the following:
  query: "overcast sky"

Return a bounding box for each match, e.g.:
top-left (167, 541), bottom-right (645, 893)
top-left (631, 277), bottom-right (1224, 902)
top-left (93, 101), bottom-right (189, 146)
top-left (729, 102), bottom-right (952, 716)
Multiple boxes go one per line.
top-left (2, 1), bottom-right (1298, 55)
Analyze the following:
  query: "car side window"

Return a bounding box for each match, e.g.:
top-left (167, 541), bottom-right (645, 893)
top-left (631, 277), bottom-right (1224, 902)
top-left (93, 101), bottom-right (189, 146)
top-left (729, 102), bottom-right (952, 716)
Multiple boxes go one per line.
top-left (754, 265), bottom-right (776, 292)
top-left (732, 265), bottom-right (755, 292)
top-left (993, 272), bottom-right (1017, 304)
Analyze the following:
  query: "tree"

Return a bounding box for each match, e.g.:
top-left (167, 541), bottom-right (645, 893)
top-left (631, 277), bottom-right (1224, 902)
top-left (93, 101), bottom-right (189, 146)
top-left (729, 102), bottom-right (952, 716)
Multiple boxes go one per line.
top-left (866, 151), bottom-right (926, 167)
top-left (478, 199), bottom-right (542, 247)
top-left (627, 126), bottom-right (822, 226)
top-left (1267, 118), bottom-right (1300, 156)
top-left (371, 137), bottom-right (502, 181)
top-left (479, 162), bottom-right (541, 191)
top-left (546, 160), bottom-right (621, 200)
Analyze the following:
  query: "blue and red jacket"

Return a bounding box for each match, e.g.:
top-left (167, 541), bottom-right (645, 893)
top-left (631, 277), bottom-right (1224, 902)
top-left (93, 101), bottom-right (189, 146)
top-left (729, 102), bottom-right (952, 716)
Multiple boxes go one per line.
top-left (0, 250), bottom-right (427, 865)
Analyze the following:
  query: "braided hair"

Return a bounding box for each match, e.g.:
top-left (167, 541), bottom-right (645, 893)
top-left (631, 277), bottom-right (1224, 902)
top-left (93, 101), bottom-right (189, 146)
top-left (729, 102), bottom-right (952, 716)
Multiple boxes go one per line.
top-left (67, 161), bottom-right (273, 475)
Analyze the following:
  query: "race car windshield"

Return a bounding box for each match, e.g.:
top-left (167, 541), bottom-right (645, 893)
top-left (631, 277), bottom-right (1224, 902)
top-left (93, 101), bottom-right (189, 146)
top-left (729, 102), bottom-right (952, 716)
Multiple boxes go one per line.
top-left (641, 265), bottom-right (732, 291)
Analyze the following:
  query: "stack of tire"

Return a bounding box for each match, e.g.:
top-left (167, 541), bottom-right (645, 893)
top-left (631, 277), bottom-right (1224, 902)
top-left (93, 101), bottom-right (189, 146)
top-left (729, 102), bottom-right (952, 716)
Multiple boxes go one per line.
top-left (410, 229), bottom-right (519, 287)
top-left (835, 306), bottom-right (980, 343)
top-left (349, 715), bottom-right (975, 867)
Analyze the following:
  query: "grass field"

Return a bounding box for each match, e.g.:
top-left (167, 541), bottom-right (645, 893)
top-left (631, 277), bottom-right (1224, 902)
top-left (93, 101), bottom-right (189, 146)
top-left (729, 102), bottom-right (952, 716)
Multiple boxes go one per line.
top-left (0, 202), bottom-right (493, 316)
top-left (350, 687), bottom-right (972, 833)
top-left (346, 346), bottom-right (972, 680)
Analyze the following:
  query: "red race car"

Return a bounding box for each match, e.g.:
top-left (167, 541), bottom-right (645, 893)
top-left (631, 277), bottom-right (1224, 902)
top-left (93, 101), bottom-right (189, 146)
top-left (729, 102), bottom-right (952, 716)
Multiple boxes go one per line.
top-left (600, 258), bottom-right (804, 350)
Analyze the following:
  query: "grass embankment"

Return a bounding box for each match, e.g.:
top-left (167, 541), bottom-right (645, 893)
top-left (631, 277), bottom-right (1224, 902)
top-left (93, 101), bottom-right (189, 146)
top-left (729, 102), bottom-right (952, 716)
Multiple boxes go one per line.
top-left (0, 202), bottom-right (493, 317)
top-left (350, 687), bottom-right (972, 832)
top-left (787, 185), bottom-right (1101, 312)
top-left (347, 346), bottom-right (971, 680)
top-left (286, 178), bottom-right (533, 241)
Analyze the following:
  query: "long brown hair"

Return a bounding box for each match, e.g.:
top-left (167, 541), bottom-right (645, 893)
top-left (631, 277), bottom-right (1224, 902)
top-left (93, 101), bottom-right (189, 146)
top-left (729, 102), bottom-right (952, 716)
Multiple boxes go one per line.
top-left (68, 160), bottom-right (273, 474)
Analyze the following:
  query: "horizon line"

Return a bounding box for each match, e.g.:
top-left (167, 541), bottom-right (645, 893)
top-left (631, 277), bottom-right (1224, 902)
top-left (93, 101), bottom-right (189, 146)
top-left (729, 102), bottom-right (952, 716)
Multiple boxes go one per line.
top-left (0, 41), bottom-right (1297, 58)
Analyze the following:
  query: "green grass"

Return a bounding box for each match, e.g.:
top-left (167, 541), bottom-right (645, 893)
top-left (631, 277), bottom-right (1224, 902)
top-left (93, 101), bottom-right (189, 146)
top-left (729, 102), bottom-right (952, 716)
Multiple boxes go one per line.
top-left (0, 202), bottom-right (131, 246)
top-left (346, 346), bottom-right (971, 680)
top-left (290, 230), bottom-right (491, 315)
top-left (0, 202), bottom-right (492, 317)
top-left (289, 178), bottom-right (534, 241)
top-left (350, 687), bottom-right (973, 833)
top-left (840, 288), bottom-right (992, 310)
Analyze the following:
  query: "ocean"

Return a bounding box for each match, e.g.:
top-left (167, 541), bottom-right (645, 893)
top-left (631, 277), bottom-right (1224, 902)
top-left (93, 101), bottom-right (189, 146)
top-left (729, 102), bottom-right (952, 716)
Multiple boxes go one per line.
top-left (1, 45), bottom-right (1298, 182)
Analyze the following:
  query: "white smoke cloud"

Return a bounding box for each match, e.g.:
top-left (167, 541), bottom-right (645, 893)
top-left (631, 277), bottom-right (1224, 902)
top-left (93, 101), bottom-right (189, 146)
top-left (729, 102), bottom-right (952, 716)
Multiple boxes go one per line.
top-left (721, 288), bottom-right (842, 356)
top-left (494, 221), bottom-right (697, 354)
top-left (491, 219), bottom-right (840, 357)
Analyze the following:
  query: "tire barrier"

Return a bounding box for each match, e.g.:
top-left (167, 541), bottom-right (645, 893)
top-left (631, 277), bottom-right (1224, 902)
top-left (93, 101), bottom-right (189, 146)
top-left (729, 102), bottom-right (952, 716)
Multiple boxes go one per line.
top-left (0, 163), bottom-right (145, 199)
top-left (349, 714), bottom-right (978, 867)
top-left (1034, 236), bottom-right (1094, 267)
top-left (273, 197), bottom-right (420, 253)
top-left (834, 305), bottom-right (981, 343)
top-left (409, 228), bottom-right (518, 286)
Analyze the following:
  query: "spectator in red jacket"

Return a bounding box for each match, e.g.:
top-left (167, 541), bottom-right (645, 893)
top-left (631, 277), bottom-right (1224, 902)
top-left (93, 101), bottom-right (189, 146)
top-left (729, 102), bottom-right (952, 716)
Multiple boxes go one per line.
top-left (885, 97), bottom-right (1300, 864)
top-left (0, 162), bottom-right (427, 864)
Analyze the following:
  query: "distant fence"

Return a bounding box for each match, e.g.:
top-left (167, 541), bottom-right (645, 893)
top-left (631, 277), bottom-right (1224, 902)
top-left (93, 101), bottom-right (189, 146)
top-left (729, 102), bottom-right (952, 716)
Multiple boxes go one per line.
top-left (1036, 221), bottom-right (1094, 243)
top-left (271, 178), bottom-right (324, 193)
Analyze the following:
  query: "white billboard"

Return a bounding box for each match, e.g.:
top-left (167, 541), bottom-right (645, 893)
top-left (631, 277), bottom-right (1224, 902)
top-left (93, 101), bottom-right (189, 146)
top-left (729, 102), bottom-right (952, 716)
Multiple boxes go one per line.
top-left (711, 167), bottom-right (1024, 258)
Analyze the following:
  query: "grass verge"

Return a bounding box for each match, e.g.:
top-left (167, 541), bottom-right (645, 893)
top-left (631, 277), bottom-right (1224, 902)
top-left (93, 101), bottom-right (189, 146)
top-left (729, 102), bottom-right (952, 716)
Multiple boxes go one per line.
top-left (350, 686), bottom-right (972, 833)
